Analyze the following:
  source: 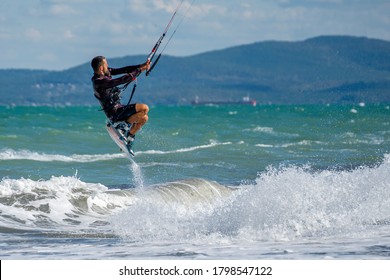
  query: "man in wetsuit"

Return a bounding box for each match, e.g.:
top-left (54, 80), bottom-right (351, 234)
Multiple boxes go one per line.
top-left (91, 56), bottom-right (150, 145)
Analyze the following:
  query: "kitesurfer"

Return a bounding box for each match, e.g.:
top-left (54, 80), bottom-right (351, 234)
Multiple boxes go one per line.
top-left (91, 56), bottom-right (150, 143)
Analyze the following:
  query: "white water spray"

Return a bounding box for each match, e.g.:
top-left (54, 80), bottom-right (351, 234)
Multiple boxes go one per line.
top-left (129, 160), bottom-right (145, 188)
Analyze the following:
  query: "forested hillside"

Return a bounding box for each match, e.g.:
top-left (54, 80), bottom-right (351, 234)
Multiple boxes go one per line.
top-left (1, 36), bottom-right (390, 105)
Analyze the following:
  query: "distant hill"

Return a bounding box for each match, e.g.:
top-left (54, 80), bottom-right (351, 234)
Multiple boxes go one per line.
top-left (1, 35), bottom-right (390, 105)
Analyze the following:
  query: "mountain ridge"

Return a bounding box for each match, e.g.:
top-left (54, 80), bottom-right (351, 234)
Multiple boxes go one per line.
top-left (1, 35), bottom-right (390, 105)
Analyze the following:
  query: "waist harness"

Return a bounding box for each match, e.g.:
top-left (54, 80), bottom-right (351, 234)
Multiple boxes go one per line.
top-left (94, 87), bottom-right (121, 116)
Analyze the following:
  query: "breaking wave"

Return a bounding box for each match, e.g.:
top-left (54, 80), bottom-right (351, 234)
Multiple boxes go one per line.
top-left (1, 155), bottom-right (390, 243)
top-left (112, 155), bottom-right (390, 242)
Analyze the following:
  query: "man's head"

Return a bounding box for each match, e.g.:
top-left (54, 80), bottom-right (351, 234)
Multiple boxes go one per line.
top-left (91, 56), bottom-right (109, 75)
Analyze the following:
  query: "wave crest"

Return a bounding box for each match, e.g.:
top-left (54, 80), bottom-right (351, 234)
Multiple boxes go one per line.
top-left (0, 148), bottom-right (123, 162)
top-left (112, 156), bottom-right (390, 242)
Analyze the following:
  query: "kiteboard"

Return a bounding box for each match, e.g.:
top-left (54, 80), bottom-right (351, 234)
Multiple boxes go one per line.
top-left (105, 120), bottom-right (135, 157)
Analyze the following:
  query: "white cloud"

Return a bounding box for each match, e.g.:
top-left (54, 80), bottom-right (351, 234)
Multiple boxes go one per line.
top-left (25, 28), bottom-right (42, 41)
top-left (63, 30), bottom-right (75, 39)
top-left (49, 4), bottom-right (77, 16)
top-left (153, 0), bottom-right (182, 13)
top-left (188, 2), bottom-right (224, 18)
top-left (127, 0), bottom-right (151, 14)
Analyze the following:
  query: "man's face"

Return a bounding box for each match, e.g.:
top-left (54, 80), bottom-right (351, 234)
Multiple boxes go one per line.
top-left (102, 59), bottom-right (110, 76)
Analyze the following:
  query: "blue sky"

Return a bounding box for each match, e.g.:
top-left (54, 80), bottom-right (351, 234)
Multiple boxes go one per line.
top-left (1, 0), bottom-right (389, 70)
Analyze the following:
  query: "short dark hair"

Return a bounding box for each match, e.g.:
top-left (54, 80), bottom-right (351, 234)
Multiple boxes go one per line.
top-left (91, 56), bottom-right (106, 72)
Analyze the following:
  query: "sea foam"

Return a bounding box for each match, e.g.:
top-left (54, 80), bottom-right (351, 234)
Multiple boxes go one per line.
top-left (111, 155), bottom-right (390, 243)
top-left (0, 148), bottom-right (123, 162)
top-left (1, 155), bottom-right (390, 243)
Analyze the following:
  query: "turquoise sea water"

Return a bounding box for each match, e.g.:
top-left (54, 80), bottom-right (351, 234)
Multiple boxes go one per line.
top-left (1, 104), bottom-right (390, 259)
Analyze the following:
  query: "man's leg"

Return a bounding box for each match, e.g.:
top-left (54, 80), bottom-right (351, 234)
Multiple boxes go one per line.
top-left (126, 103), bottom-right (149, 136)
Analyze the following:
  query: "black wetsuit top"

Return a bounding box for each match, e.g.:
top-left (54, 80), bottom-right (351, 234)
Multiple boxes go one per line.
top-left (91, 65), bottom-right (141, 119)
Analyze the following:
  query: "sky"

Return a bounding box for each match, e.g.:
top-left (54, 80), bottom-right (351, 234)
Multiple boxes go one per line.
top-left (1, 0), bottom-right (390, 70)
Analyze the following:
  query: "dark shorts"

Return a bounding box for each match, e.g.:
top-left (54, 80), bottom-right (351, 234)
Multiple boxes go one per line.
top-left (111, 104), bottom-right (137, 122)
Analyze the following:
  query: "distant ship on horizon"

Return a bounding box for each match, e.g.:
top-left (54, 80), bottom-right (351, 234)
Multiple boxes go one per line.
top-left (192, 96), bottom-right (257, 106)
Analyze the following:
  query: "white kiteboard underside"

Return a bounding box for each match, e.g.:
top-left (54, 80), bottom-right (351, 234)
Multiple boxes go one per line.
top-left (105, 120), bottom-right (135, 157)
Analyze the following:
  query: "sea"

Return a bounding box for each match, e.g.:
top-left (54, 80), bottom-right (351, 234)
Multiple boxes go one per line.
top-left (1, 103), bottom-right (390, 260)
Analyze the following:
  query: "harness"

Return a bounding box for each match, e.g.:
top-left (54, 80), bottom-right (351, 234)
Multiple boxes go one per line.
top-left (93, 73), bottom-right (137, 121)
top-left (93, 86), bottom-right (121, 117)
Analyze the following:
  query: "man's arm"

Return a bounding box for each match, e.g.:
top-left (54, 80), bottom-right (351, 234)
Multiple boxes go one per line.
top-left (110, 61), bottom-right (150, 76)
top-left (110, 65), bottom-right (140, 76)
